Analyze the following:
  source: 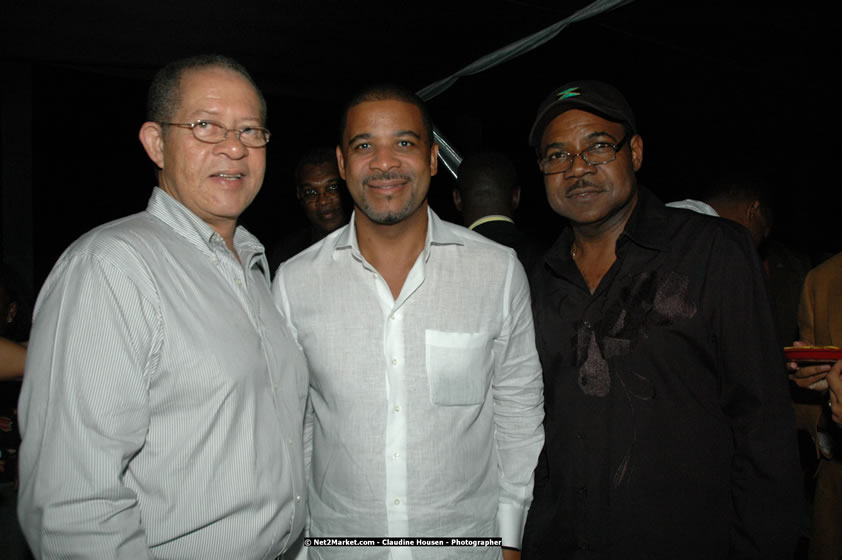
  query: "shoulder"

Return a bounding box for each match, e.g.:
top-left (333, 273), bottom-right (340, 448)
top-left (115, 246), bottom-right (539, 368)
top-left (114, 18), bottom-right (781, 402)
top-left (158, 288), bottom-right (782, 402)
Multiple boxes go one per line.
top-left (437, 218), bottom-right (520, 262)
top-left (60, 212), bottom-right (159, 262)
top-left (275, 225), bottom-right (348, 286)
top-left (45, 212), bottom-right (167, 300)
top-left (806, 252), bottom-right (842, 285)
top-left (662, 204), bottom-right (754, 253)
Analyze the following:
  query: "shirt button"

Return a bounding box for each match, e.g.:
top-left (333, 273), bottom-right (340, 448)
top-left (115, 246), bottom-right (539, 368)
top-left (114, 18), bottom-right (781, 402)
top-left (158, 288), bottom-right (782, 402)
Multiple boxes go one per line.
top-left (390, 314), bottom-right (396, 320)
top-left (577, 486), bottom-right (587, 496)
top-left (394, 405), bottom-right (401, 413)
top-left (583, 321), bottom-right (592, 329)
top-left (392, 451), bottom-right (400, 459)
top-left (296, 495), bottom-right (301, 501)
top-left (394, 498), bottom-right (400, 505)
top-left (391, 358), bottom-right (398, 365)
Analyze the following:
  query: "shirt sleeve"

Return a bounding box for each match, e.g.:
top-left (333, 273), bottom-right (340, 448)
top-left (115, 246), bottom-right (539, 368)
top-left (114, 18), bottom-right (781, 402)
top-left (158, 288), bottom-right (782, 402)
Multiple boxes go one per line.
top-left (712, 227), bottom-right (803, 559)
top-left (17, 251), bottom-right (161, 559)
top-left (492, 256), bottom-right (545, 549)
top-left (272, 265), bottom-right (313, 558)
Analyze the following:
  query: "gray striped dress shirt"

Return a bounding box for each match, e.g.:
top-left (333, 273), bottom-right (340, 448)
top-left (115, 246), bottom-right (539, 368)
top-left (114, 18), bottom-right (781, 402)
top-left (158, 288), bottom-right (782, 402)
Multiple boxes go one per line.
top-left (17, 188), bottom-right (308, 559)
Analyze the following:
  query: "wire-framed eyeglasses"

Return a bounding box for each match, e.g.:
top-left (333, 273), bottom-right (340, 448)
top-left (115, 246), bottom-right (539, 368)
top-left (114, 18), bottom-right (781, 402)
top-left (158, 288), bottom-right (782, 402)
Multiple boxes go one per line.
top-left (538, 134), bottom-right (629, 175)
top-left (161, 119), bottom-right (271, 148)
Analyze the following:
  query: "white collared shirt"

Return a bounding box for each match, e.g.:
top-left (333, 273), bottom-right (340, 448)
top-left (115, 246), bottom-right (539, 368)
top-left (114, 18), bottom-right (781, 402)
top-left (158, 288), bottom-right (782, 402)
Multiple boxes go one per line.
top-left (18, 188), bottom-right (308, 559)
top-left (273, 208), bottom-right (544, 559)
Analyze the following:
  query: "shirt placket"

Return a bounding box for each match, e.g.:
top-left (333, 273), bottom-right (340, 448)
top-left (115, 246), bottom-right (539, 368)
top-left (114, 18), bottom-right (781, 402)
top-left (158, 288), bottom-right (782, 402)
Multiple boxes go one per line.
top-left (378, 256), bottom-right (425, 560)
top-left (212, 238), bottom-right (300, 554)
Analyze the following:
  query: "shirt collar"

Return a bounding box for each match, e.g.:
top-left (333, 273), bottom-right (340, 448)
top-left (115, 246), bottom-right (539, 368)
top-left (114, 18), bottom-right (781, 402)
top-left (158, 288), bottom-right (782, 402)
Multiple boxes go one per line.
top-left (146, 187), bottom-right (267, 273)
top-left (333, 207), bottom-right (464, 263)
top-left (620, 186), bottom-right (671, 253)
top-left (468, 215), bottom-right (515, 230)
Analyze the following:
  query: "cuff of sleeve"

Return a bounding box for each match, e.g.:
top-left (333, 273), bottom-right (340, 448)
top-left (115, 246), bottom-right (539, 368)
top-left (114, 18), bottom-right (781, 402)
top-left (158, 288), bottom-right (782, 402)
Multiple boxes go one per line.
top-left (497, 502), bottom-right (527, 549)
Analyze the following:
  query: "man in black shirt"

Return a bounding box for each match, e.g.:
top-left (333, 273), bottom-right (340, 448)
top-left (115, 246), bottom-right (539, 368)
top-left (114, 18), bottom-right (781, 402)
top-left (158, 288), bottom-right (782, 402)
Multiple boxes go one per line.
top-left (521, 80), bottom-right (802, 559)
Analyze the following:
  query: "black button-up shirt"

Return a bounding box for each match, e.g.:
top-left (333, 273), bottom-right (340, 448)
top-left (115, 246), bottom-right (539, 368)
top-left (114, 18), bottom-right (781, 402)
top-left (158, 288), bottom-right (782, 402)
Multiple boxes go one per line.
top-left (523, 187), bottom-right (802, 559)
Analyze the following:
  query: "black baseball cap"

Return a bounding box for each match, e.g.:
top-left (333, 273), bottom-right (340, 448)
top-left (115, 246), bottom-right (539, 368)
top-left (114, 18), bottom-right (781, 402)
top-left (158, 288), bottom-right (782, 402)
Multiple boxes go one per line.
top-left (528, 80), bottom-right (636, 148)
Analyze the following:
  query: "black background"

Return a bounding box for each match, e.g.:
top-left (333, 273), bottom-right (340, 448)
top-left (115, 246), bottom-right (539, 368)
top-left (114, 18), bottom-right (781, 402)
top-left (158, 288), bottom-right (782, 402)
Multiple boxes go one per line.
top-left (1, 0), bottom-right (838, 292)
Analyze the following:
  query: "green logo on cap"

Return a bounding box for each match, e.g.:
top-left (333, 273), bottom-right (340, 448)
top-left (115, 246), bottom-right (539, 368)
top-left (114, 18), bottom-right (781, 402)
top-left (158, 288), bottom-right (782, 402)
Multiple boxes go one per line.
top-left (557, 87), bottom-right (581, 101)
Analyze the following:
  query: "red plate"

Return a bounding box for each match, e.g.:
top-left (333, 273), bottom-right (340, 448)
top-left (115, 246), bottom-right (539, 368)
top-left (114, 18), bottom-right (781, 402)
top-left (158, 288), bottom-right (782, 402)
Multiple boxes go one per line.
top-left (784, 346), bottom-right (842, 362)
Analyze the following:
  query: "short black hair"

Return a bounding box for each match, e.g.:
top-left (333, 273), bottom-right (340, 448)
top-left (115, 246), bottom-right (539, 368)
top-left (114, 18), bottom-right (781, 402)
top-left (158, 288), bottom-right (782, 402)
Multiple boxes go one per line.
top-left (146, 54), bottom-right (267, 124)
top-left (456, 151), bottom-right (518, 205)
top-left (338, 83), bottom-right (434, 148)
top-left (294, 147), bottom-right (338, 187)
top-left (701, 167), bottom-right (777, 227)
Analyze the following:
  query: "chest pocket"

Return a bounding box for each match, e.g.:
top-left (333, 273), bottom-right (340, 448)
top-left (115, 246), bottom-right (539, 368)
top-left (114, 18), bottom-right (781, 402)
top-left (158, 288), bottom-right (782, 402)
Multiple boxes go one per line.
top-left (425, 329), bottom-right (493, 406)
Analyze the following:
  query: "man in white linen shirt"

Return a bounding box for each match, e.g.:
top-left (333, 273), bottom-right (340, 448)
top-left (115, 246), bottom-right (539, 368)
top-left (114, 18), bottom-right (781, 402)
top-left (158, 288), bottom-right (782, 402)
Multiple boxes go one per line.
top-left (273, 84), bottom-right (544, 560)
top-left (17, 54), bottom-right (308, 559)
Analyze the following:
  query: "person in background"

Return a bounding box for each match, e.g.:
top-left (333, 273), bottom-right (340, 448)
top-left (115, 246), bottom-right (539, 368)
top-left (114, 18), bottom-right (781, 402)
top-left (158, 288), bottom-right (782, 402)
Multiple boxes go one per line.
top-left (788, 252), bottom-right (842, 559)
top-left (0, 263), bottom-right (32, 559)
top-left (17, 54), bottom-right (308, 559)
top-left (452, 151), bottom-right (537, 267)
top-left (268, 147), bottom-right (349, 272)
top-left (522, 79), bottom-right (802, 559)
top-left (668, 170), bottom-right (811, 345)
top-left (0, 264), bottom-right (29, 380)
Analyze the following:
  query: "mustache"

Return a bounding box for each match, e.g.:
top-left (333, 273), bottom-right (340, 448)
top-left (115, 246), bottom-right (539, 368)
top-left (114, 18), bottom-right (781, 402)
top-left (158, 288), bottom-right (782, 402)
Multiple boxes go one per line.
top-left (566, 180), bottom-right (601, 194)
top-left (363, 172), bottom-right (413, 186)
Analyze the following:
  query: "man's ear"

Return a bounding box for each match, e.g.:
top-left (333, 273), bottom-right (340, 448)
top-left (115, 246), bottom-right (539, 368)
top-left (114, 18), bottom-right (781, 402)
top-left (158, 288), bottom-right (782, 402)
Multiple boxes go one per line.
top-left (139, 122), bottom-right (165, 169)
top-left (452, 189), bottom-right (463, 212)
top-left (335, 146), bottom-right (346, 181)
top-left (747, 199), bottom-right (761, 220)
top-left (630, 134), bottom-right (644, 172)
top-left (429, 143), bottom-right (439, 176)
top-left (6, 301), bottom-right (16, 324)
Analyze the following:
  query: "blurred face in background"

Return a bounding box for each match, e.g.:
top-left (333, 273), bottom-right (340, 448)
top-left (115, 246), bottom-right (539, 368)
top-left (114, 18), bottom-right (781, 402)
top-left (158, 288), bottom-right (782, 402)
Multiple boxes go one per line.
top-left (297, 161), bottom-right (347, 234)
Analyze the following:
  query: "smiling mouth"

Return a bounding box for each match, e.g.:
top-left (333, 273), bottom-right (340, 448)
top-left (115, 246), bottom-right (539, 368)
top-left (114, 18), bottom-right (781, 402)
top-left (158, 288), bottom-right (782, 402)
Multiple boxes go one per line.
top-left (214, 172), bottom-right (244, 180)
top-left (364, 173), bottom-right (411, 190)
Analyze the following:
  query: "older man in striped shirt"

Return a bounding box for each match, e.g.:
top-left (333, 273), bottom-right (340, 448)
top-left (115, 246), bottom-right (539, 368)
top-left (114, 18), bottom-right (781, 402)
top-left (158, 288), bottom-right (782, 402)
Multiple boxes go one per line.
top-left (17, 54), bottom-right (308, 559)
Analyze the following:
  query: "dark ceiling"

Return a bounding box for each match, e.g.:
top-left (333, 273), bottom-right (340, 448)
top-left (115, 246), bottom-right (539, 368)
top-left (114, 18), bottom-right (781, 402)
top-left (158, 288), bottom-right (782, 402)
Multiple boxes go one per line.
top-left (1, 0), bottom-right (839, 286)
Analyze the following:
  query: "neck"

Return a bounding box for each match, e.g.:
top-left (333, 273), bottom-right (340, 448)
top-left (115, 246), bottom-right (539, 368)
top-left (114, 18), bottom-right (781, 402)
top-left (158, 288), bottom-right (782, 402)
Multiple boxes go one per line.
top-left (213, 224), bottom-right (240, 262)
top-left (463, 206), bottom-right (514, 228)
top-left (354, 203), bottom-right (428, 298)
top-left (569, 192), bottom-right (638, 293)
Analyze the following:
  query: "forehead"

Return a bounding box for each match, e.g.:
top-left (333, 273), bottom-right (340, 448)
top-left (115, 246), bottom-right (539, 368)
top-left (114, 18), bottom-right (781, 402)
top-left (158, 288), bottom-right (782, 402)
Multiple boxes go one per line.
top-left (298, 162), bottom-right (340, 184)
top-left (175, 67), bottom-right (261, 119)
top-left (344, 99), bottom-right (426, 140)
top-left (541, 108), bottom-right (624, 146)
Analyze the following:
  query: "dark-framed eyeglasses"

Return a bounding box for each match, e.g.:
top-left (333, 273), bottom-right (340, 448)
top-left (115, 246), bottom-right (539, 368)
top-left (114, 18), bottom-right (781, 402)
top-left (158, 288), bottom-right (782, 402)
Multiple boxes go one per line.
top-left (160, 119), bottom-right (271, 148)
top-left (538, 134), bottom-right (630, 175)
top-left (300, 184), bottom-right (341, 203)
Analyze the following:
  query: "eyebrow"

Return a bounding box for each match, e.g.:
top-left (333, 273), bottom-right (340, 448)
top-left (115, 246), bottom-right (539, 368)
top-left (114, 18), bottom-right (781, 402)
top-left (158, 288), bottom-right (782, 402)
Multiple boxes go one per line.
top-left (298, 177), bottom-right (340, 188)
top-left (543, 130), bottom-right (622, 154)
top-left (187, 109), bottom-right (262, 125)
top-left (347, 130), bottom-right (422, 146)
